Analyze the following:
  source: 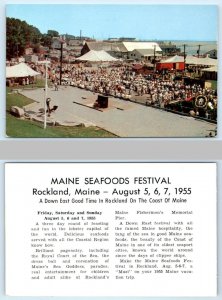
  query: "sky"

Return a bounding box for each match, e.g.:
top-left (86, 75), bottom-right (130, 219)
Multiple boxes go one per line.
top-left (6, 4), bottom-right (218, 41)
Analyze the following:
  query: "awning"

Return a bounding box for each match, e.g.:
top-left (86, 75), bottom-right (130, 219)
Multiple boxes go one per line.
top-left (76, 50), bottom-right (119, 62)
top-left (186, 56), bottom-right (217, 66)
top-left (160, 55), bottom-right (184, 63)
top-left (6, 62), bottom-right (40, 78)
top-left (201, 65), bottom-right (218, 72)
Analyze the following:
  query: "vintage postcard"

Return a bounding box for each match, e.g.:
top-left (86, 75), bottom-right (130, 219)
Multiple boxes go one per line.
top-left (6, 4), bottom-right (218, 138)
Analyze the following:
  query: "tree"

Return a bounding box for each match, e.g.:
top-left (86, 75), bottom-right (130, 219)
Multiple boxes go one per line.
top-left (6, 18), bottom-right (61, 59)
top-left (41, 34), bottom-right (53, 48)
top-left (6, 17), bottom-right (42, 59)
top-left (47, 30), bottom-right (59, 37)
top-left (33, 43), bottom-right (41, 54)
top-left (41, 30), bottom-right (60, 48)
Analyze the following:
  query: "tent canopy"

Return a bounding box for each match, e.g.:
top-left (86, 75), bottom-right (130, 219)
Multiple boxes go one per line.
top-left (6, 63), bottom-right (40, 78)
top-left (76, 50), bottom-right (119, 62)
top-left (160, 55), bottom-right (218, 66)
top-left (160, 55), bottom-right (184, 63)
top-left (186, 56), bottom-right (217, 66)
top-left (202, 65), bottom-right (218, 72)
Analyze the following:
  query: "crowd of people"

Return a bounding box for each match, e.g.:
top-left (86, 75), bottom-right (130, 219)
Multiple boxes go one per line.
top-left (31, 61), bottom-right (217, 119)
top-left (43, 62), bottom-right (216, 106)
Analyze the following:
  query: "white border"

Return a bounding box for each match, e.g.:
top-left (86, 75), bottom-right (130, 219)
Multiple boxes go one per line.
top-left (0, 0), bottom-right (221, 140)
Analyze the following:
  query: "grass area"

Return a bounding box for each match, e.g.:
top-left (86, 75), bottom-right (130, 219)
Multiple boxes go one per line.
top-left (35, 78), bottom-right (48, 88)
top-left (6, 89), bottom-right (117, 138)
top-left (6, 91), bottom-right (34, 111)
top-left (6, 114), bottom-right (116, 138)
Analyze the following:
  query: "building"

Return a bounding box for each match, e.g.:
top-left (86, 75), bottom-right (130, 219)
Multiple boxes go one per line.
top-left (68, 39), bottom-right (83, 47)
top-left (122, 42), bottom-right (162, 52)
top-left (130, 49), bottom-right (162, 61)
top-left (204, 49), bottom-right (217, 59)
top-left (107, 37), bottom-right (137, 42)
top-left (81, 41), bottom-right (162, 59)
top-left (107, 38), bottom-right (120, 42)
top-left (81, 41), bottom-right (128, 58)
top-left (156, 55), bottom-right (185, 71)
top-left (51, 38), bottom-right (67, 49)
top-left (67, 39), bottom-right (83, 57)
top-left (159, 42), bottom-right (181, 56)
top-left (24, 54), bottom-right (39, 63)
top-left (118, 37), bottom-right (137, 42)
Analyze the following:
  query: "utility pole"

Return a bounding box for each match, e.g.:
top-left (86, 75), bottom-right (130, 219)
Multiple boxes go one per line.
top-left (37, 59), bottom-right (50, 129)
top-left (183, 44), bottom-right (186, 72)
top-left (80, 30), bottom-right (82, 41)
top-left (59, 41), bottom-right (63, 85)
top-left (153, 45), bottom-right (156, 72)
top-left (44, 58), bottom-right (48, 129)
top-left (42, 58), bottom-right (50, 129)
top-left (197, 44), bottom-right (202, 58)
top-left (16, 43), bottom-right (19, 58)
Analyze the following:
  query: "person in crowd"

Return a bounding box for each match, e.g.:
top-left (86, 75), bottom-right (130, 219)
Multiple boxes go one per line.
top-left (54, 81), bottom-right (58, 91)
top-left (32, 60), bottom-right (217, 119)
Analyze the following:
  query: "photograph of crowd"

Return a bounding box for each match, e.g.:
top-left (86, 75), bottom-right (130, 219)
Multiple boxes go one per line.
top-left (6, 5), bottom-right (218, 137)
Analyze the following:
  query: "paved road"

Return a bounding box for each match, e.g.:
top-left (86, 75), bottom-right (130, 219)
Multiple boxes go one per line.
top-left (21, 86), bottom-right (216, 137)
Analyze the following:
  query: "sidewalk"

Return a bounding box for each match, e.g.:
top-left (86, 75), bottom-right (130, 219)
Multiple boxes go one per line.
top-left (20, 86), bottom-right (216, 137)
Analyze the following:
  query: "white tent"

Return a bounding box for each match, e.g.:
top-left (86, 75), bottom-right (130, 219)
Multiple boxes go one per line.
top-left (186, 56), bottom-right (217, 66)
top-left (160, 55), bottom-right (218, 66)
top-left (202, 65), bottom-right (218, 72)
top-left (6, 62), bottom-right (40, 78)
top-left (76, 50), bottom-right (119, 62)
top-left (98, 50), bottom-right (120, 61)
top-left (160, 55), bottom-right (184, 63)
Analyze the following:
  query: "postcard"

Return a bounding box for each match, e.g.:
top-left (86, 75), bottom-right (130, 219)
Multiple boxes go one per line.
top-left (6, 4), bottom-right (218, 138)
